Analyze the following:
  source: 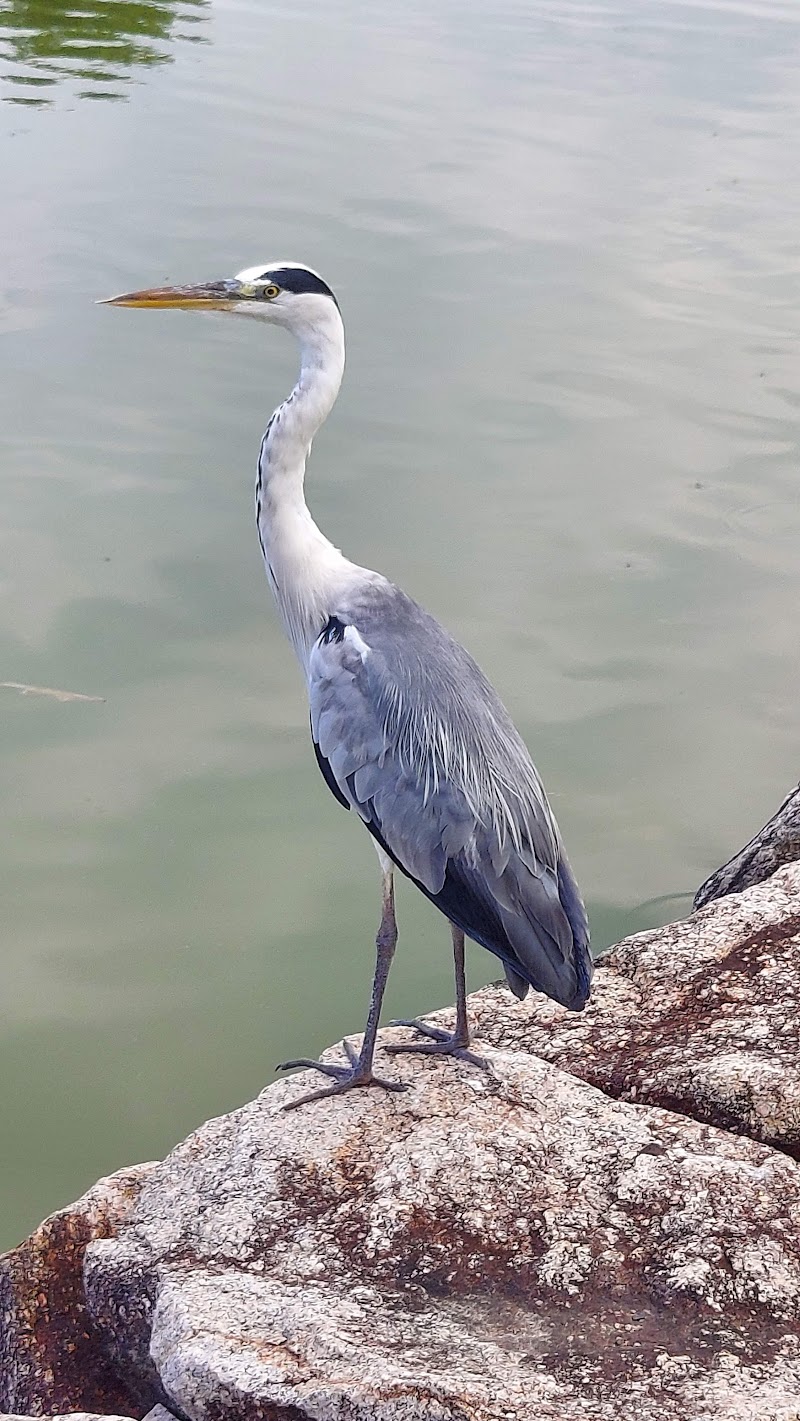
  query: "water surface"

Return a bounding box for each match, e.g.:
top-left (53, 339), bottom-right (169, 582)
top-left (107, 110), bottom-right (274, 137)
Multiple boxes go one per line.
top-left (2, 0), bottom-right (800, 1248)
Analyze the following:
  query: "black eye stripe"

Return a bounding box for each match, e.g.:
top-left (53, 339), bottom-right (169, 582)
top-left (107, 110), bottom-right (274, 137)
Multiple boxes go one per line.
top-left (258, 267), bottom-right (339, 308)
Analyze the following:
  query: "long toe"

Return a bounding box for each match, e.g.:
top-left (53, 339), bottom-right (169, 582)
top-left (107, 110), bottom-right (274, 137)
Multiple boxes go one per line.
top-left (388, 1017), bottom-right (452, 1044)
top-left (276, 1057), bottom-right (351, 1081)
top-left (280, 1058), bottom-right (408, 1111)
top-left (386, 1031), bottom-right (490, 1073)
top-left (277, 1036), bottom-right (362, 1078)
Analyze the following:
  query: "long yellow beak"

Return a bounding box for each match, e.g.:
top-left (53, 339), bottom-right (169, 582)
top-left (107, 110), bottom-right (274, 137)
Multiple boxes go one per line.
top-left (99, 280), bottom-right (244, 310)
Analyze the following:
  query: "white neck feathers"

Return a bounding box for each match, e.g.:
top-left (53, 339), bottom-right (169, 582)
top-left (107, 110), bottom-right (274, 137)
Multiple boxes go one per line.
top-left (255, 302), bottom-right (353, 667)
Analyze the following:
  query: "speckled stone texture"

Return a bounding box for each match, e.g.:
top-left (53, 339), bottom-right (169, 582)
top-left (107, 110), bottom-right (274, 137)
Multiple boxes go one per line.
top-left (0, 1414), bottom-right (139, 1420)
top-left (0, 1408), bottom-right (176, 1420)
top-left (3, 868), bottom-right (800, 1420)
top-left (695, 781), bottom-right (800, 908)
top-left (0, 1166), bottom-right (157, 1418)
top-left (457, 861), bottom-right (800, 1158)
top-left (80, 1037), bottom-right (800, 1421)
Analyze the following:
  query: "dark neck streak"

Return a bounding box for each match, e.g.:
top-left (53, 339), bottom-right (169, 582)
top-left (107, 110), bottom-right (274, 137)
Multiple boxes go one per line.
top-left (255, 412), bottom-right (279, 594)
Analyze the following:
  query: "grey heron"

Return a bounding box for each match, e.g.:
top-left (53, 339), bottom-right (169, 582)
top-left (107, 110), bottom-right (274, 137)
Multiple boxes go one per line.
top-left (104, 262), bottom-right (592, 1108)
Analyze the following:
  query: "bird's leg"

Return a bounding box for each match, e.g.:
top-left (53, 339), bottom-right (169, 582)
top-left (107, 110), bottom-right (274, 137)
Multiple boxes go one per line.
top-left (278, 868), bottom-right (407, 1109)
top-left (452, 923), bottom-right (470, 1046)
top-left (387, 924), bottom-right (489, 1069)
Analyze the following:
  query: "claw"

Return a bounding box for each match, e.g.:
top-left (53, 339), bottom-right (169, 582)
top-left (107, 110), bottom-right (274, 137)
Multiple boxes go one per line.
top-left (277, 1038), bottom-right (358, 1079)
top-left (341, 1036), bottom-right (360, 1067)
top-left (389, 1017), bottom-right (452, 1043)
top-left (276, 1057), bottom-right (347, 1079)
top-left (278, 1041), bottom-right (408, 1110)
top-left (386, 1018), bottom-right (489, 1072)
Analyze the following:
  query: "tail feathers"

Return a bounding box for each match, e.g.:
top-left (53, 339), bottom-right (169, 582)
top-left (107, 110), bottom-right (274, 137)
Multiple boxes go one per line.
top-left (557, 857), bottom-right (591, 959)
top-left (424, 850), bottom-right (592, 1013)
top-left (492, 850), bottom-right (591, 1011)
top-left (362, 818), bottom-right (592, 1013)
top-left (504, 965), bottom-right (530, 1001)
top-left (502, 901), bottom-right (591, 1011)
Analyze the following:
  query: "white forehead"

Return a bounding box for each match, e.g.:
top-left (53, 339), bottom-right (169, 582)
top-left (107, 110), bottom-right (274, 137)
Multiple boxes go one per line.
top-left (235, 260), bottom-right (323, 284)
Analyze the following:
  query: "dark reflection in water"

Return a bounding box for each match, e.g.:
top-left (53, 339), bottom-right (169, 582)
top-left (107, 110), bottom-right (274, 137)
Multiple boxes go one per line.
top-left (0, 0), bottom-right (208, 106)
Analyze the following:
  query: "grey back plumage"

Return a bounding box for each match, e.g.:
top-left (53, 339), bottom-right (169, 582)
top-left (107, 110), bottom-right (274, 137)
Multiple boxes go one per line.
top-left (308, 575), bottom-right (592, 1011)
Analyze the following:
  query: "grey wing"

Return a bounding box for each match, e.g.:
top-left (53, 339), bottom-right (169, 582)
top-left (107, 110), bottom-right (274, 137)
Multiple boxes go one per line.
top-left (308, 596), bottom-right (592, 1012)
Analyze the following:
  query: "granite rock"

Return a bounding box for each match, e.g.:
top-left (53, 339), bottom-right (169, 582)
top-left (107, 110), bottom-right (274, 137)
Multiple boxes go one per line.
top-left (695, 782), bottom-right (800, 908)
top-left (456, 863), bottom-right (800, 1158)
top-left (4, 871), bottom-right (800, 1420)
top-left (0, 1409), bottom-right (175, 1420)
top-left (0, 1413), bottom-right (141, 1420)
top-left (0, 1165), bottom-right (157, 1417)
top-left (81, 1041), bottom-right (800, 1420)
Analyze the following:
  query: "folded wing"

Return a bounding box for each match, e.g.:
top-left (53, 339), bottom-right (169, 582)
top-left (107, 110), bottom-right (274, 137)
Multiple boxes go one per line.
top-left (308, 584), bottom-right (592, 1011)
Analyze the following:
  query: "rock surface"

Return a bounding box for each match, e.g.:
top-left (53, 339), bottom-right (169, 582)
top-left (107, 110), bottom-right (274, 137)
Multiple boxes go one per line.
top-left (3, 870), bottom-right (800, 1420)
top-left (457, 862), bottom-right (800, 1158)
top-left (0, 1165), bottom-right (157, 1418)
top-left (695, 781), bottom-right (800, 908)
top-left (0, 1414), bottom-right (140, 1420)
top-left (81, 1033), bottom-right (800, 1421)
top-left (0, 1409), bottom-right (175, 1421)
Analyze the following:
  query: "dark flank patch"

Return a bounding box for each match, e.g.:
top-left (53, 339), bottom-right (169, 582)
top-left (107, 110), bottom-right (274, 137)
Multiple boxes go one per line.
top-left (264, 267), bottom-right (340, 308)
top-left (310, 716), bottom-right (587, 1011)
top-left (312, 734), bottom-right (350, 811)
top-left (320, 614), bottom-right (346, 644)
top-left (357, 815), bottom-right (537, 996)
top-left (255, 415), bottom-right (281, 593)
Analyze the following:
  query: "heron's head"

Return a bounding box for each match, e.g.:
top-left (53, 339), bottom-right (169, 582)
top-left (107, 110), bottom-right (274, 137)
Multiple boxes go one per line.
top-left (101, 261), bottom-right (341, 339)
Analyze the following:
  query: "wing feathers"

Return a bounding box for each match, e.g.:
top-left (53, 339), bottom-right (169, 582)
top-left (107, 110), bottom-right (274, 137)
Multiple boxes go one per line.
top-left (308, 581), bottom-right (592, 1012)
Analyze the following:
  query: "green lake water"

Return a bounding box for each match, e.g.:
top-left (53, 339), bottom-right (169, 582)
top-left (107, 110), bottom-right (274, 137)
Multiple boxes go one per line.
top-left (1, 0), bottom-right (799, 1249)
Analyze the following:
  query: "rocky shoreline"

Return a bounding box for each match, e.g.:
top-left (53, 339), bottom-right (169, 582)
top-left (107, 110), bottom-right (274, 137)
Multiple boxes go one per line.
top-left (2, 802), bottom-right (800, 1421)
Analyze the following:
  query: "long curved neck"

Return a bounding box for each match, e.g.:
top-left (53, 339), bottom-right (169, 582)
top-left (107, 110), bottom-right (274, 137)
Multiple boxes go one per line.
top-left (256, 306), bottom-right (350, 666)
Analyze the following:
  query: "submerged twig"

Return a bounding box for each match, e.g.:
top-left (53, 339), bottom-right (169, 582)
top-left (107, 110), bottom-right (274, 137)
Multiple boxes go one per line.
top-left (0, 681), bottom-right (105, 703)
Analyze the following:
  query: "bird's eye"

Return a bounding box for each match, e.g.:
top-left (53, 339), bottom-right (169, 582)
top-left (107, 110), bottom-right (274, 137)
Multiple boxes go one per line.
top-left (262, 284), bottom-right (280, 299)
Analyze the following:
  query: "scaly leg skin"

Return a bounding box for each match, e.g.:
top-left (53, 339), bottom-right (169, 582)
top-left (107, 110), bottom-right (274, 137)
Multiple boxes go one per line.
top-left (278, 868), bottom-right (407, 1110)
top-left (386, 924), bottom-right (490, 1071)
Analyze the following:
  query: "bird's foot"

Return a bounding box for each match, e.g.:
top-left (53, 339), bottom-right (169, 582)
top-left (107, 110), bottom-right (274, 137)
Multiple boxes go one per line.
top-left (386, 1017), bottom-right (489, 1070)
top-left (277, 1036), bottom-right (408, 1110)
